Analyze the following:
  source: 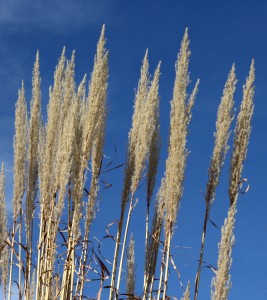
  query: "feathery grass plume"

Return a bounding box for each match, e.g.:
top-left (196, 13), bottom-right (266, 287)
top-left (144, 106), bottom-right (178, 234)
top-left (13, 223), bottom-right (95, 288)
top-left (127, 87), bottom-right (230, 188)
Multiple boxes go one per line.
top-left (75, 91), bottom-right (106, 299)
top-left (109, 51), bottom-right (150, 300)
top-left (116, 56), bottom-right (162, 296)
top-left (131, 61), bottom-right (161, 193)
top-left (144, 88), bottom-right (161, 297)
top-left (81, 24), bottom-right (108, 161)
top-left (71, 77), bottom-right (87, 298)
top-left (164, 29), bottom-right (198, 235)
top-left (26, 51), bottom-right (41, 225)
top-left (25, 52), bottom-right (41, 295)
top-left (194, 65), bottom-right (236, 300)
top-left (210, 61), bottom-right (255, 300)
top-left (206, 65), bottom-right (236, 205)
top-left (69, 75), bottom-right (87, 233)
top-left (70, 74), bottom-right (87, 189)
top-left (0, 163), bottom-right (8, 299)
top-left (53, 57), bottom-right (86, 300)
top-left (39, 48), bottom-right (66, 212)
top-left (48, 55), bottom-right (77, 292)
top-left (54, 52), bottom-right (76, 219)
top-left (13, 82), bottom-right (28, 221)
top-left (36, 49), bottom-right (66, 299)
top-left (146, 114), bottom-right (160, 209)
top-left (123, 49), bottom-right (150, 207)
top-left (85, 111), bottom-right (106, 230)
top-left (49, 61), bottom-right (78, 300)
top-left (73, 24), bottom-right (108, 236)
top-left (131, 62), bottom-right (161, 296)
top-left (83, 61), bottom-right (107, 230)
top-left (60, 28), bottom-right (108, 300)
top-left (159, 29), bottom-right (199, 300)
top-left (211, 202), bottom-right (236, 300)
top-left (126, 233), bottom-right (136, 299)
top-left (182, 281), bottom-right (191, 300)
top-left (10, 80), bottom-right (28, 300)
top-left (229, 60), bottom-right (255, 206)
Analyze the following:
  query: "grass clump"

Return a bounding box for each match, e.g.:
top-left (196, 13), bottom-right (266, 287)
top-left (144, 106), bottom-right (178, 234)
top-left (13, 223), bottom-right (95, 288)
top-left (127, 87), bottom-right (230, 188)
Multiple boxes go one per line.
top-left (0, 26), bottom-right (254, 300)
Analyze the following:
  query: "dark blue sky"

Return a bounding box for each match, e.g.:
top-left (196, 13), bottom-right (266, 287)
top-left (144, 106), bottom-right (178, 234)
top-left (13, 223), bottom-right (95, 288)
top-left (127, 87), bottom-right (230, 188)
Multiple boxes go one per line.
top-left (0, 1), bottom-right (266, 299)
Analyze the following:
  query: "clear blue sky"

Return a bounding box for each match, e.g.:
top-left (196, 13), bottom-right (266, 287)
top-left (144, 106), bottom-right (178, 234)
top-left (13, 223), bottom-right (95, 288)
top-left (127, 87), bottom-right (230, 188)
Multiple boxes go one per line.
top-left (0, 0), bottom-right (266, 299)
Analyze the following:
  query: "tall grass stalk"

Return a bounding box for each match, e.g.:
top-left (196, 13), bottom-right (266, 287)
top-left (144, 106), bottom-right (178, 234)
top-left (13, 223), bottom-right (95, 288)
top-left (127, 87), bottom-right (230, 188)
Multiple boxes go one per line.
top-left (194, 65), bottom-right (236, 300)
top-left (109, 50), bottom-right (160, 299)
top-left (158, 28), bottom-right (199, 299)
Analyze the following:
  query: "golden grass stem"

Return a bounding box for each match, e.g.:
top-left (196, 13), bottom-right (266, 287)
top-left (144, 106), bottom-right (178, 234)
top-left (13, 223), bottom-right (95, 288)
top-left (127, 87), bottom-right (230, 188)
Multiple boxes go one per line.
top-left (18, 210), bottom-right (22, 300)
top-left (143, 202), bottom-right (150, 299)
top-left (7, 223), bottom-right (16, 300)
top-left (162, 230), bottom-right (171, 300)
top-left (35, 207), bottom-right (43, 299)
top-left (194, 205), bottom-right (210, 300)
top-left (116, 194), bottom-right (136, 295)
top-left (156, 249), bottom-right (165, 300)
top-left (109, 207), bottom-right (126, 300)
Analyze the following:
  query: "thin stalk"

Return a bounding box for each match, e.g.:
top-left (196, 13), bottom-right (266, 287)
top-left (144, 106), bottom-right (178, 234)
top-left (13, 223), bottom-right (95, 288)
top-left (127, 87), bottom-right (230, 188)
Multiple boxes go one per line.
top-left (108, 209), bottom-right (125, 300)
top-left (25, 215), bottom-right (33, 300)
top-left (162, 232), bottom-right (171, 300)
top-left (116, 194), bottom-right (136, 295)
top-left (76, 174), bottom-right (100, 298)
top-left (61, 238), bottom-right (75, 300)
top-left (194, 205), bottom-right (210, 300)
top-left (60, 228), bottom-right (76, 300)
top-left (43, 200), bottom-right (56, 300)
top-left (156, 248), bottom-right (165, 300)
top-left (148, 274), bottom-right (154, 300)
top-left (143, 200), bottom-right (150, 297)
top-left (35, 207), bottom-right (44, 299)
top-left (144, 272), bottom-right (154, 300)
top-left (36, 197), bottom-right (54, 299)
top-left (8, 223), bottom-right (16, 300)
top-left (75, 232), bottom-right (89, 299)
top-left (44, 204), bottom-right (60, 299)
top-left (70, 247), bottom-right (75, 298)
top-left (18, 209), bottom-right (22, 300)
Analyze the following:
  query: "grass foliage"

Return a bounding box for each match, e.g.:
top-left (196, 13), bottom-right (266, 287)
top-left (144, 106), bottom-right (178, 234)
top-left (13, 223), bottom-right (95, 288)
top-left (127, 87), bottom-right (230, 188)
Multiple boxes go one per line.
top-left (0, 26), bottom-right (255, 300)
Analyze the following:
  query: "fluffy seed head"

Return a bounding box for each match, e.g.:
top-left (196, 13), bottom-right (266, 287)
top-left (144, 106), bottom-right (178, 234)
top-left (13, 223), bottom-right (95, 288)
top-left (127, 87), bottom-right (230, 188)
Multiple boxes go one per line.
top-left (163, 29), bottom-right (199, 235)
top-left (39, 48), bottom-right (66, 211)
top-left (211, 203), bottom-right (236, 300)
top-left (26, 52), bottom-right (41, 239)
top-left (13, 82), bottom-right (28, 221)
top-left (229, 60), bottom-right (255, 205)
top-left (206, 65), bottom-right (236, 205)
top-left (131, 61), bottom-right (161, 194)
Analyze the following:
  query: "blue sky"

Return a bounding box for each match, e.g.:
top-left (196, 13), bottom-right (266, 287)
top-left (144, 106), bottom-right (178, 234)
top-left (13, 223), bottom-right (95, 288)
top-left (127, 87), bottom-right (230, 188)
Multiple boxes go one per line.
top-left (0, 0), bottom-right (266, 299)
